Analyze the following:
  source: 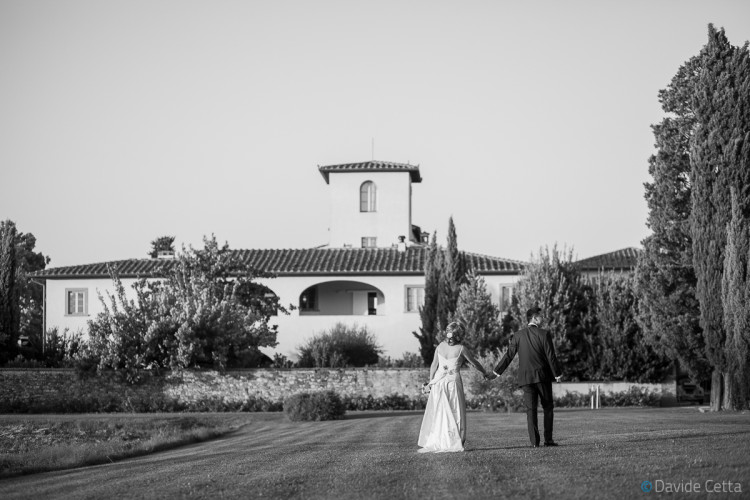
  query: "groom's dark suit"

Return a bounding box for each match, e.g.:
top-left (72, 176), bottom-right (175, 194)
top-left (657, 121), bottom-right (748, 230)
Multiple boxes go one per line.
top-left (493, 324), bottom-right (562, 446)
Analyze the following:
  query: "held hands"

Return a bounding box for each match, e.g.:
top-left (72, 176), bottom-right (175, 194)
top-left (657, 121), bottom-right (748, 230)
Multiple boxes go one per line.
top-left (555, 375), bottom-right (563, 383)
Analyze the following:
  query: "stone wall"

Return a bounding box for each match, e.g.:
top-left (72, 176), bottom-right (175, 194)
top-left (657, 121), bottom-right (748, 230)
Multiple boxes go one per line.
top-left (0, 368), bottom-right (677, 412)
top-left (167, 368), bottom-right (432, 404)
top-left (0, 368), bottom-right (433, 412)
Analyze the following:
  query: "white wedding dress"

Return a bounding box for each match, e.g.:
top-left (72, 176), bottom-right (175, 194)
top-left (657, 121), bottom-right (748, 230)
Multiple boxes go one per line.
top-left (417, 347), bottom-right (466, 453)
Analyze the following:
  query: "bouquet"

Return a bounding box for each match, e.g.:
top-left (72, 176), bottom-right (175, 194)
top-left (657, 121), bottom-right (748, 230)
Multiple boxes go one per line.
top-left (421, 382), bottom-right (432, 395)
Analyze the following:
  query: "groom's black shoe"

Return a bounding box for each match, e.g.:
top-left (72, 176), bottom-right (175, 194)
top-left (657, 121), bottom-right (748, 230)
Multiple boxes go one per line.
top-left (543, 441), bottom-right (559, 447)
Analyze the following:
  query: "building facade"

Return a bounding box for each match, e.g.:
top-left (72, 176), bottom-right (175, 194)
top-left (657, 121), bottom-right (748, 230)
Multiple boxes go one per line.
top-left (33, 161), bottom-right (525, 359)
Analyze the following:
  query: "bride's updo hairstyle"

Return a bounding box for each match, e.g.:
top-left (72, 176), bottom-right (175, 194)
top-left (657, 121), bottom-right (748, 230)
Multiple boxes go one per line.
top-left (445, 322), bottom-right (464, 346)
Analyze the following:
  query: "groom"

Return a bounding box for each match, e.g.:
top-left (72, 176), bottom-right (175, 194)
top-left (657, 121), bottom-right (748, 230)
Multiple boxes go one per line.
top-left (489, 306), bottom-right (563, 448)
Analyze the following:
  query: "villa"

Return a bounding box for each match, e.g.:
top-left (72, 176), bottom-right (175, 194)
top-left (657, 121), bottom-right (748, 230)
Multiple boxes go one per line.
top-left (32, 161), bottom-right (525, 359)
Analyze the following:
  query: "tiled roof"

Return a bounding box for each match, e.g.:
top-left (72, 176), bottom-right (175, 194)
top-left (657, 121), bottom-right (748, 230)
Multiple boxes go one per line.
top-left (318, 161), bottom-right (422, 184)
top-left (31, 247), bottom-right (525, 279)
top-left (575, 247), bottom-right (641, 271)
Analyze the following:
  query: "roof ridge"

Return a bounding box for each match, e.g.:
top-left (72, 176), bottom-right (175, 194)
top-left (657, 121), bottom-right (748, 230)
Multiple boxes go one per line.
top-left (577, 246), bottom-right (642, 261)
top-left (461, 249), bottom-right (528, 265)
top-left (32, 246), bottom-right (525, 277)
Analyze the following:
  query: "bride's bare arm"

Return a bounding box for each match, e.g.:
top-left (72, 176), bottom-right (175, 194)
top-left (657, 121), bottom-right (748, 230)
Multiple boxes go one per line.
top-left (461, 348), bottom-right (488, 377)
top-left (429, 344), bottom-right (441, 380)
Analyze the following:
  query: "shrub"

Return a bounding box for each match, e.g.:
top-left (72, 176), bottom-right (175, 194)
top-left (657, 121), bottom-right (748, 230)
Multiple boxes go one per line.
top-left (376, 352), bottom-right (424, 368)
top-left (297, 323), bottom-right (382, 368)
top-left (465, 349), bottom-right (525, 412)
top-left (601, 387), bottom-right (661, 407)
top-left (342, 393), bottom-right (427, 411)
top-left (452, 270), bottom-right (503, 354)
top-left (554, 391), bottom-right (591, 408)
top-left (283, 390), bottom-right (346, 421)
top-left (552, 388), bottom-right (662, 408)
top-left (84, 236), bottom-right (285, 382)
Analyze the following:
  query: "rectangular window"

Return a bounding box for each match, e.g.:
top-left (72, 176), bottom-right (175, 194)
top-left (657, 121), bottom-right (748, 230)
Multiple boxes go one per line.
top-left (367, 292), bottom-right (377, 316)
top-left (500, 285), bottom-right (512, 314)
top-left (361, 237), bottom-right (377, 248)
top-left (65, 288), bottom-right (88, 316)
top-left (405, 286), bottom-right (425, 312)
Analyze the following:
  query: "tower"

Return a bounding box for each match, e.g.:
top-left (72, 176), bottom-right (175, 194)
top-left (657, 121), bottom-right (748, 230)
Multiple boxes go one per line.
top-left (318, 161), bottom-right (423, 248)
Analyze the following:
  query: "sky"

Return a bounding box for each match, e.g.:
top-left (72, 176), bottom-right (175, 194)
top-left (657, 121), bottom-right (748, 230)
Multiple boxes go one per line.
top-left (2, 0), bottom-right (750, 268)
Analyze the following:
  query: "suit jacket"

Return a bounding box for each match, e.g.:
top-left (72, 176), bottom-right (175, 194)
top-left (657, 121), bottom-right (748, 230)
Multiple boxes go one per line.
top-left (493, 325), bottom-right (562, 386)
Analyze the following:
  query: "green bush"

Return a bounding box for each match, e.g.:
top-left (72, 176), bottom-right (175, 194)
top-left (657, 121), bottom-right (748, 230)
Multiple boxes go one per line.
top-left (554, 387), bottom-right (661, 408)
top-left (465, 349), bottom-right (525, 412)
top-left (554, 391), bottom-right (591, 408)
top-left (602, 387), bottom-right (661, 407)
top-left (376, 352), bottom-right (424, 368)
top-left (83, 236), bottom-right (283, 382)
top-left (9, 327), bottom-right (83, 368)
top-left (283, 390), bottom-right (346, 421)
top-left (343, 393), bottom-right (427, 411)
top-left (297, 323), bottom-right (382, 368)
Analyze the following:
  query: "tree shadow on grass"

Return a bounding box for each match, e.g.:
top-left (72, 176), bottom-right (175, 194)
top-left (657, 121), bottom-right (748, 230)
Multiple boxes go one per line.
top-left (467, 445), bottom-right (543, 451)
top-left (344, 411), bottom-right (424, 420)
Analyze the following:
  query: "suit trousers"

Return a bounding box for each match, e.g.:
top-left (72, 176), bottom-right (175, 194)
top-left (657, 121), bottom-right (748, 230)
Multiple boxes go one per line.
top-left (522, 381), bottom-right (554, 445)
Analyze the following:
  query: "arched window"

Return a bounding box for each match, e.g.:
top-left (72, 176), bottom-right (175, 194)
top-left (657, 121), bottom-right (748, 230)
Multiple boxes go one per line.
top-left (360, 181), bottom-right (376, 212)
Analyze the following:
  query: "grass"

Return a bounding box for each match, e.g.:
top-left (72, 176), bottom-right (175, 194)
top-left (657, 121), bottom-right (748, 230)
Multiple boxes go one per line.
top-left (0, 413), bottom-right (248, 478)
top-left (0, 408), bottom-right (748, 499)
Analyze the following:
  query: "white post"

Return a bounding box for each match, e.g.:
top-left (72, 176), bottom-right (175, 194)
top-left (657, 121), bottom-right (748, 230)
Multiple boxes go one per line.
top-left (590, 385), bottom-right (595, 409)
top-left (596, 385), bottom-right (601, 409)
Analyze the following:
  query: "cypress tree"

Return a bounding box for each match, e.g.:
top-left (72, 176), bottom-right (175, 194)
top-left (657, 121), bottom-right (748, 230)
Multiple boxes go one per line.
top-left (452, 270), bottom-right (501, 355)
top-left (721, 189), bottom-right (750, 408)
top-left (0, 220), bottom-right (20, 363)
top-left (636, 111), bottom-right (710, 380)
top-left (413, 232), bottom-right (441, 365)
top-left (690, 25), bottom-right (750, 410)
top-left (594, 273), bottom-right (672, 382)
top-left (437, 217), bottom-right (463, 331)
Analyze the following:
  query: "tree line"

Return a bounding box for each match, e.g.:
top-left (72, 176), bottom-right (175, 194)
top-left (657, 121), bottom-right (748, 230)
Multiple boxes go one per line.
top-left (413, 225), bottom-right (672, 383)
top-left (636, 25), bottom-right (750, 411)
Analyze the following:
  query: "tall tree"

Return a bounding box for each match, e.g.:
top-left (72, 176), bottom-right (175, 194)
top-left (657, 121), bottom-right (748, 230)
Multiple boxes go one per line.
top-left (635, 112), bottom-right (709, 380)
top-left (15, 230), bottom-right (50, 353)
top-left (437, 217), bottom-right (464, 332)
top-left (592, 273), bottom-right (672, 382)
top-left (510, 245), bottom-right (595, 380)
top-left (452, 270), bottom-right (501, 355)
top-left (722, 190), bottom-right (750, 409)
top-left (413, 232), bottom-right (441, 365)
top-left (689, 25), bottom-right (750, 410)
top-left (0, 220), bottom-right (20, 363)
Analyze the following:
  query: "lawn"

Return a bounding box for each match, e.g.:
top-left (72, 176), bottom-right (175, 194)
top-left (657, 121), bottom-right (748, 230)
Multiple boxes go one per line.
top-left (0, 408), bottom-right (748, 499)
top-left (0, 413), bottom-right (247, 478)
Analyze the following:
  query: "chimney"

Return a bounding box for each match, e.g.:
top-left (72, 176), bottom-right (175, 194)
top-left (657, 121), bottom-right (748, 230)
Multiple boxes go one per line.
top-left (397, 235), bottom-right (406, 252)
top-left (421, 231), bottom-right (429, 244)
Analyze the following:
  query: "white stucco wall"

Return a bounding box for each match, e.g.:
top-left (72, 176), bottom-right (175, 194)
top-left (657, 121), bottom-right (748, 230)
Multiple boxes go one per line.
top-left (258, 272), bottom-right (521, 360)
top-left (44, 277), bottom-right (142, 335)
top-left (257, 274), bottom-right (424, 358)
top-left (327, 171), bottom-right (413, 248)
top-left (44, 271), bottom-right (520, 360)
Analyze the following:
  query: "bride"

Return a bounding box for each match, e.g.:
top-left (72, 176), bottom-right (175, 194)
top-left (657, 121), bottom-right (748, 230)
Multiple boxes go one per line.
top-left (418, 321), bottom-right (490, 453)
